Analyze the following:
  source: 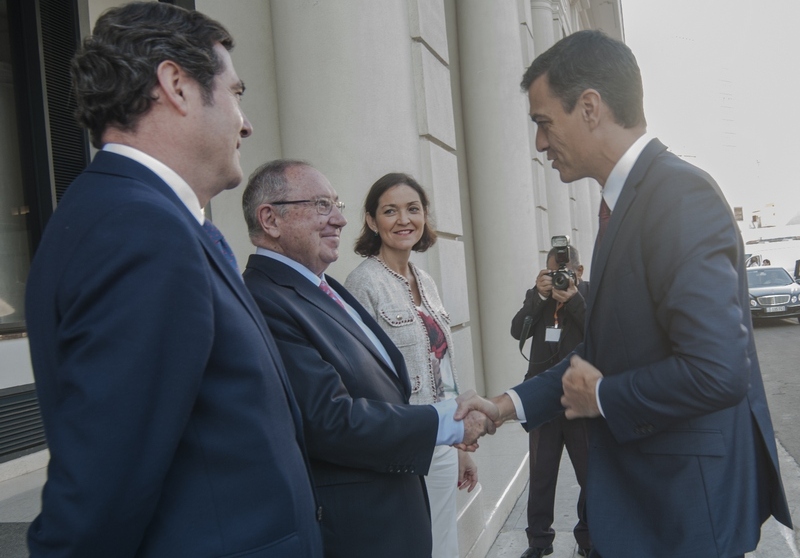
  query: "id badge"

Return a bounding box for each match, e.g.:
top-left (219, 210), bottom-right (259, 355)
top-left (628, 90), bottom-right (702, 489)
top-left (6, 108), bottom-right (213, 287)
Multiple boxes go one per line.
top-left (545, 327), bottom-right (561, 343)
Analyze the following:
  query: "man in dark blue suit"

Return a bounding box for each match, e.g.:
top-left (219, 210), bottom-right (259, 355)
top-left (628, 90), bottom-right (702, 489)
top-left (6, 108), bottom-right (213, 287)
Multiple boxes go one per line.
top-left (240, 160), bottom-right (494, 558)
top-left (458, 30), bottom-right (792, 558)
top-left (25, 4), bottom-right (322, 557)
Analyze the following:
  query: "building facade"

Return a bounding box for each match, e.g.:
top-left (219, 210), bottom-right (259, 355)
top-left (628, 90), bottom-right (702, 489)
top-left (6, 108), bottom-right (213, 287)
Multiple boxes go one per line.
top-left (0, 0), bottom-right (622, 554)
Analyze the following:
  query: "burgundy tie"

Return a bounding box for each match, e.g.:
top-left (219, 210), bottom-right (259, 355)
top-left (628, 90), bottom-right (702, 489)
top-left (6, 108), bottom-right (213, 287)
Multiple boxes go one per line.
top-left (319, 280), bottom-right (345, 310)
top-left (598, 197), bottom-right (612, 245)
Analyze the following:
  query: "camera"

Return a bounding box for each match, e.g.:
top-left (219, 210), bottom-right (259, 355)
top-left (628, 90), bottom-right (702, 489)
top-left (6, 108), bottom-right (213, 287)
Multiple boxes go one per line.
top-left (547, 235), bottom-right (575, 291)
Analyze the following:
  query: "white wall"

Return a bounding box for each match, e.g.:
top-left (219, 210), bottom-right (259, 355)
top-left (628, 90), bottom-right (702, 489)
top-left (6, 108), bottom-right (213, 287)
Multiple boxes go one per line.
top-left (1, 2), bottom-right (619, 552)
top-left (195, 0), bottom-right (281, 263)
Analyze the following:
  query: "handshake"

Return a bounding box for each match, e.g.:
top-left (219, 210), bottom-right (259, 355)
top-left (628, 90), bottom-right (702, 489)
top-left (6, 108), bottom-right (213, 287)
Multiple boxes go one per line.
top-left (451, 390), bottom-right (518, 451)
top-left (452, 355), bottom-right (604, 451)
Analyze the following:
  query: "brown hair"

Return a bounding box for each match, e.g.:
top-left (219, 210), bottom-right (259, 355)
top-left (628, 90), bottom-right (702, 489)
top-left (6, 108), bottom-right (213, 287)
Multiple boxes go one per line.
top-left (354, 173), bottom-right (437, 257)
top-left (72, 2), bottom-right (234, 148)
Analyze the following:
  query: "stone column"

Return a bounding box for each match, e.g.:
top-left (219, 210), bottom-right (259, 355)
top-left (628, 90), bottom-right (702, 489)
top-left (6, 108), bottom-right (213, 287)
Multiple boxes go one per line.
top-left (571, 178), bottom-right (597, 275)
top-left (530, 0), bottom-right (556, 57)
top-left (456, 1), bottom-right (541, 396)
top-left (268, 1), bottom-right (422, 272)
top-left (196, 0), bottom-right (281, 264)
top-left (530, 1), bottom-right (573, 246)
top-left (268, 0), bottom-right (474, 386)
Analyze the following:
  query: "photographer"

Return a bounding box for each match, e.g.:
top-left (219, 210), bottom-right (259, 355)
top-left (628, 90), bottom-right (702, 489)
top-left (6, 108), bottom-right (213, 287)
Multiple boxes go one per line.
top-left (510, 241), bottom-right (591, 558)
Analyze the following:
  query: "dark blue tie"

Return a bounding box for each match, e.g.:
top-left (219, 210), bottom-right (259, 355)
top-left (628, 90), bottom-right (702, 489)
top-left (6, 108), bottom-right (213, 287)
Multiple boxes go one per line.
top-left (202, 220), bottom-right (238, 272)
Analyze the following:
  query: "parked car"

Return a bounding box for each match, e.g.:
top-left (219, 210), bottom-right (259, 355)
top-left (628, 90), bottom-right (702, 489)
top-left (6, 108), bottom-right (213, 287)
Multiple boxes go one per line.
top-left (747, 266), bottom-right (800, 323)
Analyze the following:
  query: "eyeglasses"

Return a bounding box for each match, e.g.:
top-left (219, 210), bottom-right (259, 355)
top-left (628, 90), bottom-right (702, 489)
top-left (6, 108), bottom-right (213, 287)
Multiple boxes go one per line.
top-left (269, 198), bottom-right (345, 216)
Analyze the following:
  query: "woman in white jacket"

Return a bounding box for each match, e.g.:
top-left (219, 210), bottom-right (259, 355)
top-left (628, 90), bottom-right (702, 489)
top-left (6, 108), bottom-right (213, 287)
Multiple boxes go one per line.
top-left (345, 173), bottom-right (477, 558)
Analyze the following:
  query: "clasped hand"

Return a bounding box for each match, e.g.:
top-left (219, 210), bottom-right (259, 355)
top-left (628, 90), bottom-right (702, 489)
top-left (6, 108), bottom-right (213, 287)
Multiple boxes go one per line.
top-left (451, 390), bottom-right (498, 451)
top-left (561, 355), bottom-right (602, 419)
top-left (450, 355), bottom-right (602, 451)
top-left (451, 390), bottom-right (522, 451)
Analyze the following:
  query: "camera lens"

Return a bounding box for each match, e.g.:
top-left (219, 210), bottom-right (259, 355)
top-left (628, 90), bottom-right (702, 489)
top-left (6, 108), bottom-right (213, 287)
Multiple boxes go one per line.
top-left (552, 271), bottom-right (570, 290)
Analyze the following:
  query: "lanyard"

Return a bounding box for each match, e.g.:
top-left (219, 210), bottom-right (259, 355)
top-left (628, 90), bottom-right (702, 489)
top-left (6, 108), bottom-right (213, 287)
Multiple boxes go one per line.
top-left (553, 301), bottom-right (564, 328)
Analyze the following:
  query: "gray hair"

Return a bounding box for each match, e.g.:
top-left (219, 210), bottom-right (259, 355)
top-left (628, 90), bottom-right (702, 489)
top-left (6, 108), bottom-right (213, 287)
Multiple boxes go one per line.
top-left (242, 159), bottom-right (311, 239)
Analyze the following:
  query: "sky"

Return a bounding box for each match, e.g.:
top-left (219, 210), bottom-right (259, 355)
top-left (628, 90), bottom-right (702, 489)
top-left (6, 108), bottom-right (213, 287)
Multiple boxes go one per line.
top-left (622, 0), bottom-right (800, 226)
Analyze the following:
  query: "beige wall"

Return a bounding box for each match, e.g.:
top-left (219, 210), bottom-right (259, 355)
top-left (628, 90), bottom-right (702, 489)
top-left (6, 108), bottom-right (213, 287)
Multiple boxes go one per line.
top-left (196, 0), bottom-right (281, 261)
top-left (0, 1), bottom-right (623, 554)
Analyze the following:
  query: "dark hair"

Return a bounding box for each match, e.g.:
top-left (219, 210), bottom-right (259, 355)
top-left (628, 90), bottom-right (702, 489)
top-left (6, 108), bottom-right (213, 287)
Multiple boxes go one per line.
top-left (547, 245), bottom-right (581, 267)
top-left (520, 30), bottom-right (646, 129)
top-left (354, 173), bottom-right (437, 257)
top-left (71, 1), bottom-right (234, 148)
top-left (242, 159), bottom-right (312, 240)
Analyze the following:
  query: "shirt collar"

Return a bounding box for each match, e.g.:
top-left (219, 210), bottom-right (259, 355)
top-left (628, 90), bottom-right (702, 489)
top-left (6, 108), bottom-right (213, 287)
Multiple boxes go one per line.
top-left (601, 132), bottom-right (654, 212)
top-left (255, 247), bottom-right (327, 286)
top-left (103, 143), bottom-right (205, 224)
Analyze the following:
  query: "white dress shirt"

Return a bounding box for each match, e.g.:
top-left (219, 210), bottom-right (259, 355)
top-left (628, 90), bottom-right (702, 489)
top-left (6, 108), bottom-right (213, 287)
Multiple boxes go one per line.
top-left (508, 133), bottom-right (655, 423)
top-left (103, 143), bottom-right (205, 225)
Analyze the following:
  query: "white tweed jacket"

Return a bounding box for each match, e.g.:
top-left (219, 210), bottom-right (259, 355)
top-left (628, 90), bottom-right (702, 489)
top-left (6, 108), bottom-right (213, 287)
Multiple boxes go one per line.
top-left (345, 256), bottom-right (460, 405)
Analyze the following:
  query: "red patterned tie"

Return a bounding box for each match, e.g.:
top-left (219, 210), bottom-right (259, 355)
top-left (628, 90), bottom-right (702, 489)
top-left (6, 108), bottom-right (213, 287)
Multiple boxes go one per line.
top-left (598, 197), bottom-right (612, 245)
top-left (319, 280), bottom-right (345, 310)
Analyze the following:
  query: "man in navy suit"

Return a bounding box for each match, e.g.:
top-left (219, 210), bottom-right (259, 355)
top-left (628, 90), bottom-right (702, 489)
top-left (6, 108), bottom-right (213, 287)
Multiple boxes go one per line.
top-left (25, 4), bottom-right (322, 557)
top-left (458, 30), bottom-right (792, 558)
top-left (240, 159), bottom-right (494, 558)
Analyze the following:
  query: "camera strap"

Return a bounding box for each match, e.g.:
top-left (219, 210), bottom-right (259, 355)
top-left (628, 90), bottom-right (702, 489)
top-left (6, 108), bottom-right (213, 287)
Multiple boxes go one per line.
top-left (518, 316), bottom-right (532, 361)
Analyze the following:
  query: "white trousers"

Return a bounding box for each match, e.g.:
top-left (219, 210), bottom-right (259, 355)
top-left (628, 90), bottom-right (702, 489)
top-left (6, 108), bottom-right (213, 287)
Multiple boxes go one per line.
top-left (426, 445), bottom-right (459, 558)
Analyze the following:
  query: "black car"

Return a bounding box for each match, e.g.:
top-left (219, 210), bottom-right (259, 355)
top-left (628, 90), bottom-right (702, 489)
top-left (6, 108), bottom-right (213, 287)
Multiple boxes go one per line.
top-left (747, 266), bottom-right (800, 323)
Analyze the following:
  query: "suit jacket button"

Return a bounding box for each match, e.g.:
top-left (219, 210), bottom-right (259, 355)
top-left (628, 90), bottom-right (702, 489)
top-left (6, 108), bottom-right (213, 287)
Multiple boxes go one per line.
top-left (316, 506), bottom-right (323, 521)
top-left (388, 465), bottom-right (394, 472)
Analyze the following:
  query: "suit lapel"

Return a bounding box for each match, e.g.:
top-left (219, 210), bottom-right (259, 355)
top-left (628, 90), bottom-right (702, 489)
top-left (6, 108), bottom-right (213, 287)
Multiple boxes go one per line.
top-left (327, 276), bottom-right (412, 397)
top-left (85, 154), bottom-right (309, 442)
top-left (248, 255), bottom-right (408, 392)
top-left (86, 151), bottom-right (277, 352)
top-left (585, 139), bottom-right (667, 326)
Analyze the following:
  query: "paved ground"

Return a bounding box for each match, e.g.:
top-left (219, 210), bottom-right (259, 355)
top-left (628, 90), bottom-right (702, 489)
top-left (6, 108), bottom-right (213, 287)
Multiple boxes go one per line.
top-left (0, 466), bottom-right (44, 557)
top-left (487, 443), bottom-right (800, 558)
top-left (2, 436), bottom-right (798, 557)
top-left (487, 450), bottom-right (586, 558)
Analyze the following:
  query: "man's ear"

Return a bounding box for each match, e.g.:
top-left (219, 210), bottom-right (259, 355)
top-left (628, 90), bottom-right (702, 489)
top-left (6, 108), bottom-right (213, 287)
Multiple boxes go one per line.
top-left (257, 204), bottom-right (281, 239)
top-left (578, 89), bottom-right (602, 128)
top-left (575, 264), bottom-right (585, 279)
top-left (155, 60), bottom-right (191, 116)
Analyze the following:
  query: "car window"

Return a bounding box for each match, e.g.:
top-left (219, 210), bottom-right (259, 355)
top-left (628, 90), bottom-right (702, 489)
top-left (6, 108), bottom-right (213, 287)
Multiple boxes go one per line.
top-left (746, 268), bottom-right (793, 287)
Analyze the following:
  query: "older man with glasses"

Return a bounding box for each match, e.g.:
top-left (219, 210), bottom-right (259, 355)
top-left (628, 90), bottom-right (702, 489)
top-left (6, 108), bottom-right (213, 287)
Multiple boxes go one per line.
top-left (239, 159), bottom-right (496, 558)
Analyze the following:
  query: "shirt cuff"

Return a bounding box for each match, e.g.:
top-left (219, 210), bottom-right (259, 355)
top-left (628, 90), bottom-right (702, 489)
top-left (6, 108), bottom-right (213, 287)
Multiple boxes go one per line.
top-left (432, 398), bottom-right (464, 446)
top-left (505, 389), bottom-right (526, 423)
top-left (596, 377), bottom-right (605, 417)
